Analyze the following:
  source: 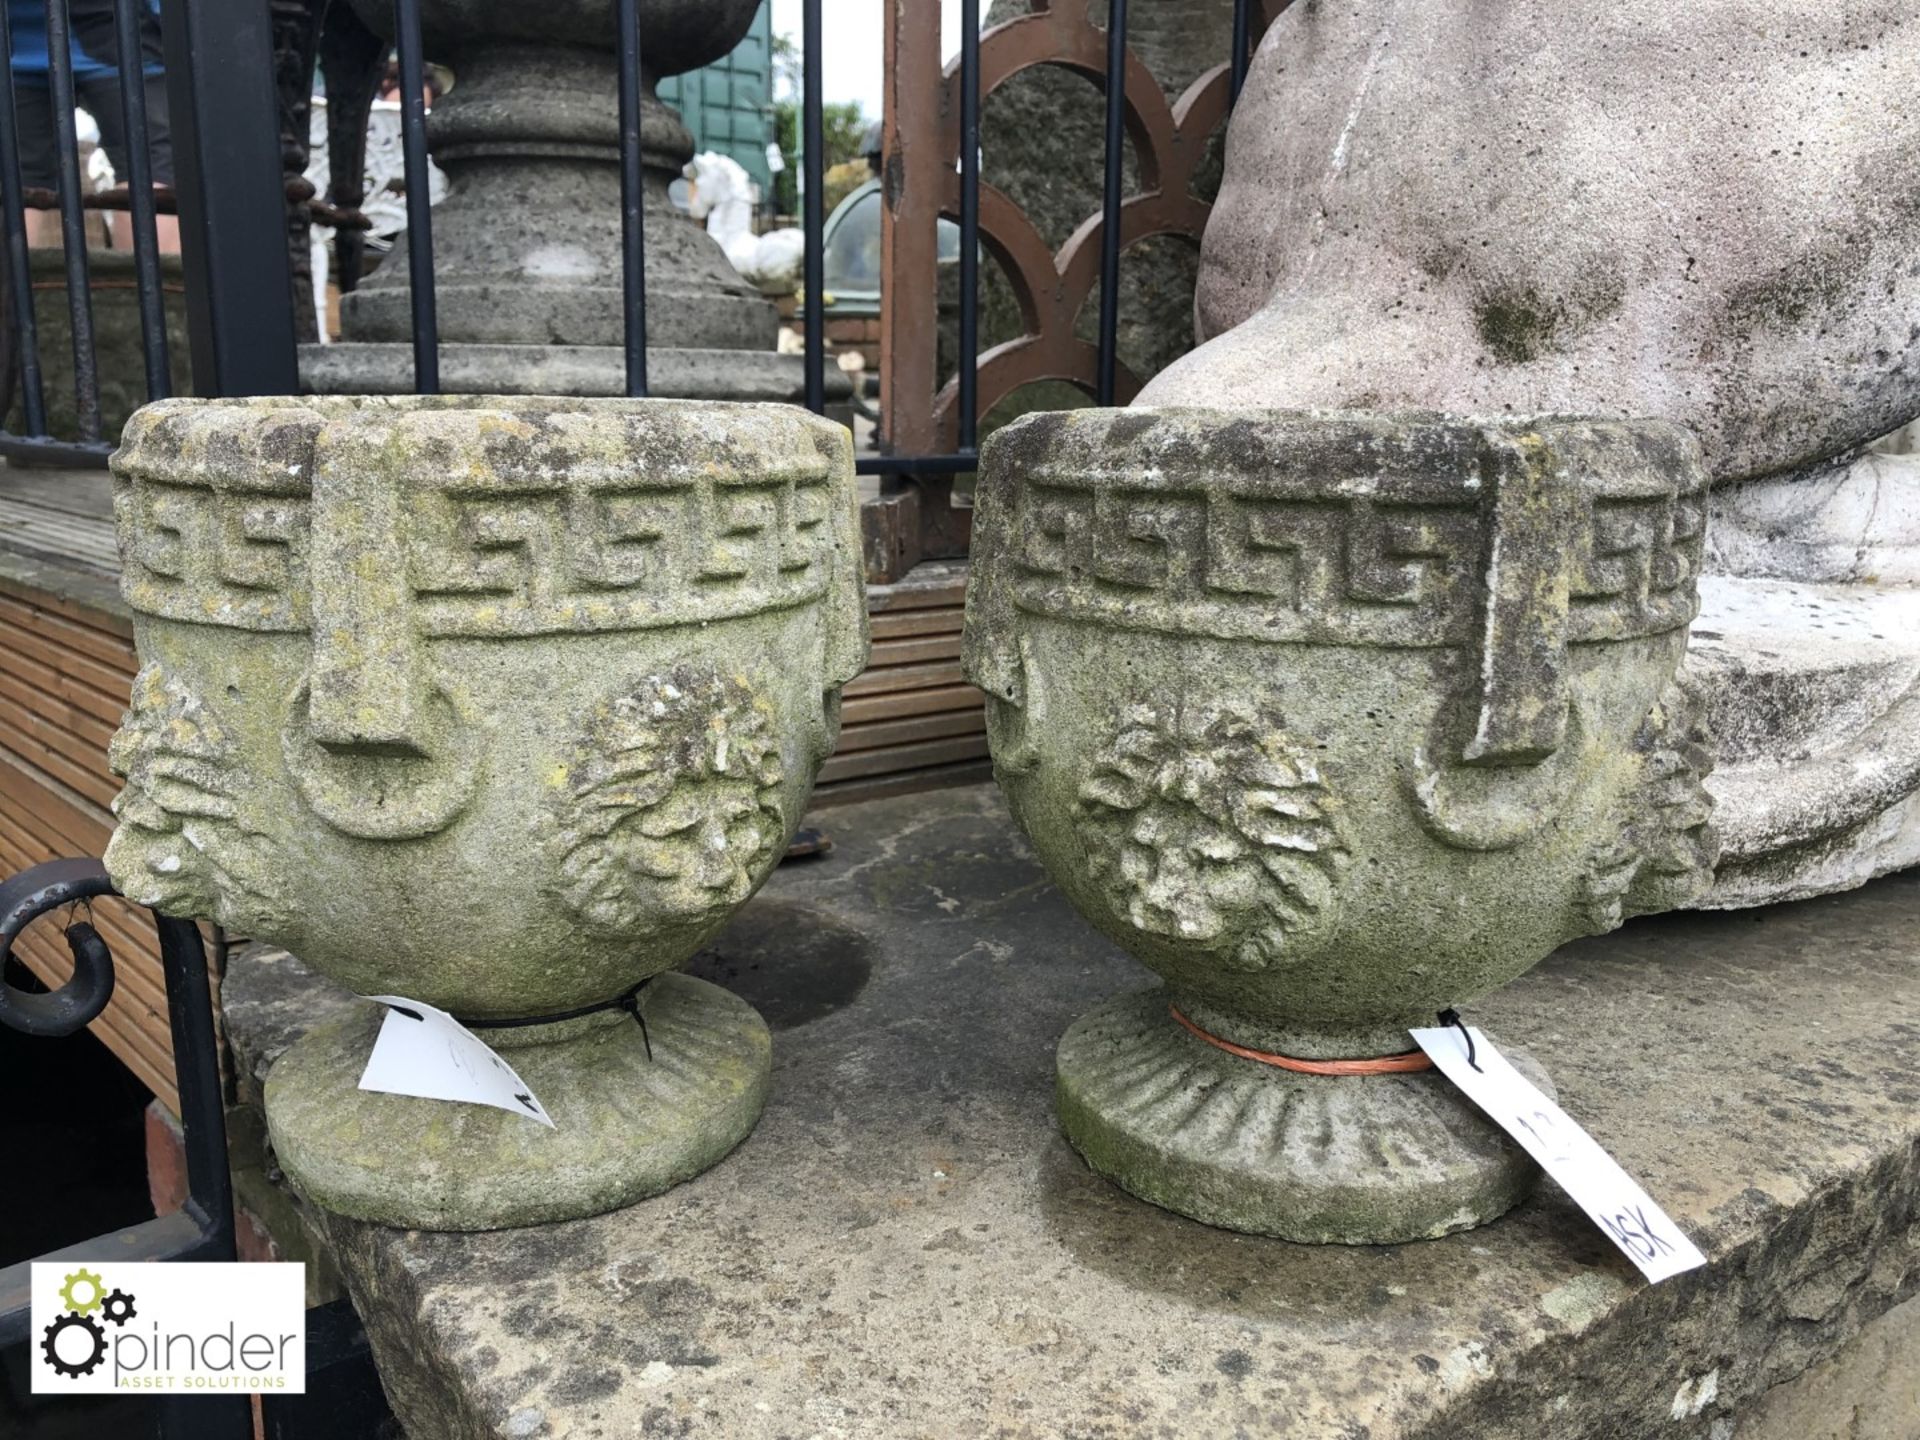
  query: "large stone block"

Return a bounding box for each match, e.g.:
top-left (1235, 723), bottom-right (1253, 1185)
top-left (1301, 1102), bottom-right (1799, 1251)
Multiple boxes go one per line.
top-left (219, 784), bottom-right (1920, 1440)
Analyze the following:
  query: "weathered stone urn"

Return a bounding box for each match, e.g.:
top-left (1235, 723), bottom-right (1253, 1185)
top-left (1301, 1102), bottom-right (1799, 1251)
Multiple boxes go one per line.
top-left (962, 409), bottom-right (1718, 1242)
top-left (104, 395), bottom-right (867, 1230)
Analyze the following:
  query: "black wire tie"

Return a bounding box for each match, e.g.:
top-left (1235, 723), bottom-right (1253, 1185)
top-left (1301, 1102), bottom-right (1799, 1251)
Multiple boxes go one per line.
top-left (461, 977), bottom-right (655, 1063)
top-left (1437, 1007), bottom-right (1482, 1073)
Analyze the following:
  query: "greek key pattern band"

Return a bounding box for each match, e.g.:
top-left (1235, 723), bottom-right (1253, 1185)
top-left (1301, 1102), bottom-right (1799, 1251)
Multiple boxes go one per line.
top-left (1010, 483), bottom-right (1705, 647)
top-left (115, 471), bottom-right (838, 636)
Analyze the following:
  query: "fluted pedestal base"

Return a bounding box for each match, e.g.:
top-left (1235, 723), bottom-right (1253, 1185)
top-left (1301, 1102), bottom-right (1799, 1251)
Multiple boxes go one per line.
top-left (1056, 987), bottom-right (1545, 1244)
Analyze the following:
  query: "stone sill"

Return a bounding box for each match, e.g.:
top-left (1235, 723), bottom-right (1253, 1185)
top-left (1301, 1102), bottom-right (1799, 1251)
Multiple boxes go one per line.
top-left (221, 784), bottom-right (1920, 1440)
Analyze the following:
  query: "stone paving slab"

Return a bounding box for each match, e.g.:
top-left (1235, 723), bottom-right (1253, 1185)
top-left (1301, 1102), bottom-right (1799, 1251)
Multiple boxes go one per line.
top-left (222, 784), bottom-right (1920, 1440)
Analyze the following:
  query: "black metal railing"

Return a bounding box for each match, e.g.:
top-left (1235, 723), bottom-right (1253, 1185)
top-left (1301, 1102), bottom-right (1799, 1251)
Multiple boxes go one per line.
top-left (800, 0), bottom-right (824, 418)
top-left (615, 0), bottom-right (647, 397)
top-left (1094, 0), bottom-right (1126, 409)
top-left (0, 858), bottom-right (249, 1438)
top-left (0, 0), bottom-right (1258, 485)
top-left (0, 0), bottom-right (293, 465)
top-left (954, 0), bottom-right (981, 454)
top-left (0, 0), bottom-right (48, 443)
top-left (158, 0), bottom-right (296, 396)
top-left (0, 852), bottom-right (404, 1432)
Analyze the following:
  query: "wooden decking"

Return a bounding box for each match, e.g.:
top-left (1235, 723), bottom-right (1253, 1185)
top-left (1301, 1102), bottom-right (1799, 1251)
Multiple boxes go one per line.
top-left (0, 457), bottom-right (986, 1108)
top-left (825, 559), bottom-right (990, 802)
top-left (0, 466), bottom-right (120, 576)
top-left (0, 464), bottom-right (172, 1106)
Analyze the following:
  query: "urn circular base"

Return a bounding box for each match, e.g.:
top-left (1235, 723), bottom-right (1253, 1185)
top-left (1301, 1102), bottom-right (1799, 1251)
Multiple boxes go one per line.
top-left (264, 972), bottom-right (771, 1231)
top-left (1056, 987), bottom-right (1544, 1244)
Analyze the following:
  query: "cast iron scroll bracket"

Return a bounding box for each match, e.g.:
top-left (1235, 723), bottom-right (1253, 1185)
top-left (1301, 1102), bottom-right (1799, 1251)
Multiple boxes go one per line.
top-left (0, 857), bottom-right (240, 1440)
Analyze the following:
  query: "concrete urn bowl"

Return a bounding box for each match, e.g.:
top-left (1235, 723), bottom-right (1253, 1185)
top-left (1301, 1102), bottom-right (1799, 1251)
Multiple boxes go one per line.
top-left (103, 395), bottom-right (868, 1230)
top-left (963, 409), bottom-right (1718, 1242)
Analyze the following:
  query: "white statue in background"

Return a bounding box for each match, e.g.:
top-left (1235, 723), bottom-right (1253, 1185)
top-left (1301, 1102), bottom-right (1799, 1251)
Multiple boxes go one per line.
top-left (686, 150), bottom-right (804, 295)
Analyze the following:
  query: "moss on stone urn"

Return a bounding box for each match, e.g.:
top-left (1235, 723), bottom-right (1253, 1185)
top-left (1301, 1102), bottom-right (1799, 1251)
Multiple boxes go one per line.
top-left (963, 408), bottom-right (1717, 1242)
top-left (104, 395), bottom-right (867, 1230)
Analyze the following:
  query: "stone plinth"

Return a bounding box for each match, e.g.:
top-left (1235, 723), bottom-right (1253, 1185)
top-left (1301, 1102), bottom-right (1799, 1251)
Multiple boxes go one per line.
top-left (223, 785), bottom-right (1920, 1440)
top-left (297, 341), bottom-right (845, 406)
top-left (1691, 575), bottom-right (1920, 907)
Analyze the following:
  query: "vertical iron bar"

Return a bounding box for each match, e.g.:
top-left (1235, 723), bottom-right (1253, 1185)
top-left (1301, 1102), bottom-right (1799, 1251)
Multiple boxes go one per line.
top-left (392, 0), bottom-right (437, 393)
top-left (801, 0), bottom-right (824, 415)
top-left (159, 0), bottom-right (297, 396)
top-left (43, 0), bottom-right (101, 440)
top-left (155, 915), bottom-right (233, 1258)
top-left (0, 0), bottom-right (48, 434)
top-left (157, 907), bottom-right (245, 1440)
top-left (615, 0), bottom-right (647, 396)
top-left (956, 0), bottom-right (979, 451)
top-left (1095, 0), bottom-right (1127, 407)
top-left (1230, 0), bottom-right (1251, 105)
top-left (112, 0), bottom-right (168, 399)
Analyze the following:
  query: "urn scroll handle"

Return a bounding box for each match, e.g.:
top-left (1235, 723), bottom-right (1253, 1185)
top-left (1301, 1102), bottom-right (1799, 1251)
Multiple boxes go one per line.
top-left (305, 421), bottom-right (428, 753)
top-left (1461, 427), bottom-right (1580, 770)
top-left (281, 419), bottom-right (487, 841)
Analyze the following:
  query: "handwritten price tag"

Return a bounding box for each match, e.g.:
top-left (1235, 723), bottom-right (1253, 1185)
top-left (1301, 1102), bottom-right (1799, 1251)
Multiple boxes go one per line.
top-left (1408, 1023), bottom-right (1704, 1282)
top-left (358, 996), bottom-right (556, 1128)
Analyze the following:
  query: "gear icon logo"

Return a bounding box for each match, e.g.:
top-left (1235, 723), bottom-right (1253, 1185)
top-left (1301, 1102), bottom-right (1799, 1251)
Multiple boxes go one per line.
top-left (101, 1289), bottom-right (137, 1326)
top-left (57, 1268), bottom-right (105, 1316)
top-left (41, 1312), bottom-right (107, 1378)
top-left (40, 1268), bottom-right (137, 1383)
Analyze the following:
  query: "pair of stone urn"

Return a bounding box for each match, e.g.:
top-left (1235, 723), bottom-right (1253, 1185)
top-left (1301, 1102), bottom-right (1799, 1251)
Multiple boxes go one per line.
top-left (103, 396), bottom-right (1714, 1243)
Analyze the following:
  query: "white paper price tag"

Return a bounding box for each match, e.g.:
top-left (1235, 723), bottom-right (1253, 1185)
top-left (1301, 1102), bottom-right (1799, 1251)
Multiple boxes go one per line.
top-left (358, 996), bottom-right (556, 1128)
top-left (1408, 1023), bottom-right (1704, 1282)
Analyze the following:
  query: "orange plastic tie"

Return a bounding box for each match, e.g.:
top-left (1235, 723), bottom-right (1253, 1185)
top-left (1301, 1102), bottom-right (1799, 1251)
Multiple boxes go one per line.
top-left (1168, 1003), bottom-right (1433, 1076)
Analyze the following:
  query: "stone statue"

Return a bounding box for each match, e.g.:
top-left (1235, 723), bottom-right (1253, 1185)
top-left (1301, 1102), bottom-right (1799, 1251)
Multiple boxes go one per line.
top-left (688, 150), bottom-right (804, 294)
top-left (1139, 0), bottom-right (1920, 906)
top-left (105, 395), bottom-right (868, 1230)
top-left (963, 409), bottom-right (1715, 1241)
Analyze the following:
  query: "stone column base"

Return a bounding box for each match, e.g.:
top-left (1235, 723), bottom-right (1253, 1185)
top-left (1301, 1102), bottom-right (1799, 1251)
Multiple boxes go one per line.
top-left (298, 341), bottom-right (849, 406)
